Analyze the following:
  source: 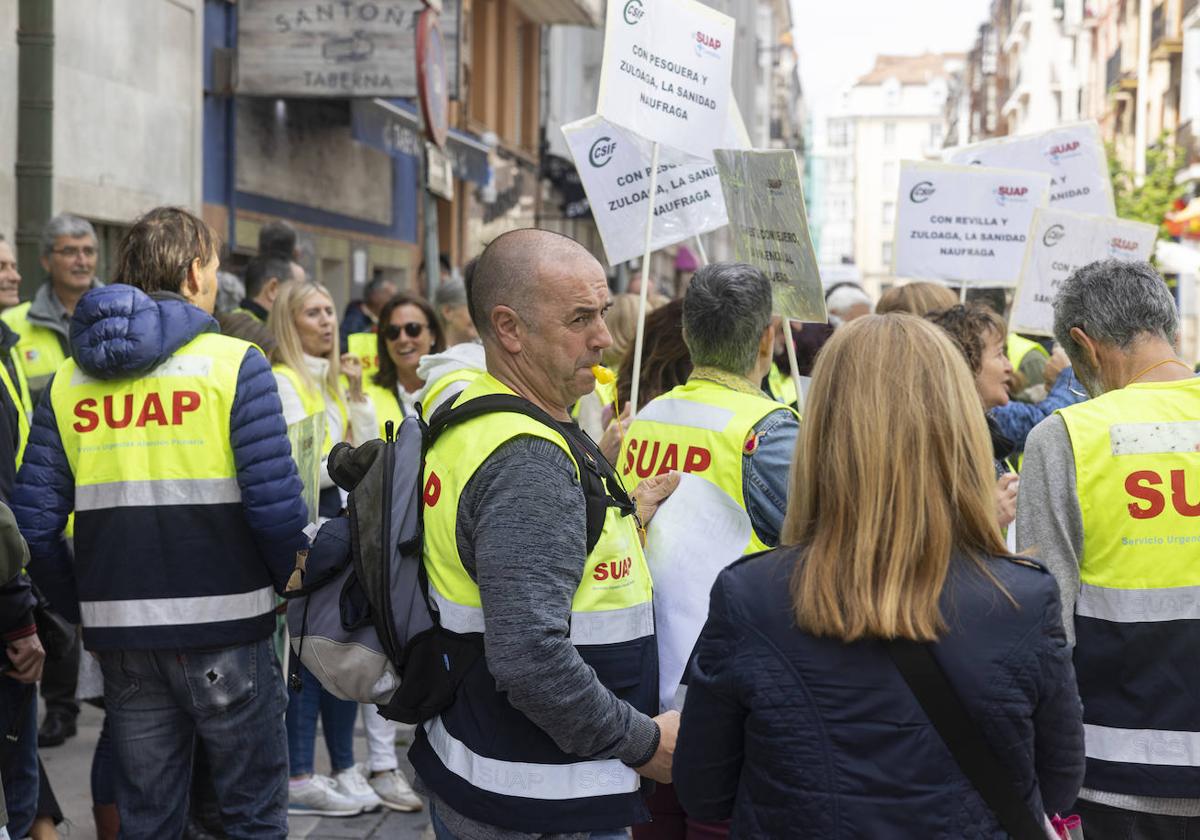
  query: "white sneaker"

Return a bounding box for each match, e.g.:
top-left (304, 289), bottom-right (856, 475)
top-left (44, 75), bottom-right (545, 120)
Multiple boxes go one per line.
top-left (335, 764), bottom-right (384, 813)
top-left (288, 774), bottom-right (363, 817)
top-left (368, 767), bottom-right (424, 812)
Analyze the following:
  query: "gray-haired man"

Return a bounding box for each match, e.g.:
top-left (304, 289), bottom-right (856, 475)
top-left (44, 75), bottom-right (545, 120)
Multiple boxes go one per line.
top-left (1016, 259), bottom-right (1200, 835)
top-left (1, 213), bottom-right (101, 748)
top-left (621, 262), bottom-right (799, 553)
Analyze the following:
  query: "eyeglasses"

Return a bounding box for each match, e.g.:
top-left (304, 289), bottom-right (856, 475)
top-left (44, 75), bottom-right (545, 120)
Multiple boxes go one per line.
top-left (384, 322), bottom-right (426, 341)
top-left (52, 246), bottom-right (97, 259)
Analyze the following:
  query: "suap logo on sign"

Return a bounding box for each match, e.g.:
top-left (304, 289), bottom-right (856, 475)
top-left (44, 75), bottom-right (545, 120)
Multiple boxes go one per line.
top-left (1109, 237), bottom-right (1139, 257)
top-left (909, 181), bottom-right (935, 203)
top-left (589, 137), bottom-right (617, 168)
top-left (623, 0), bottom-right (644, 25)
top-left (1045, 140), bottom-right (1082, 165)
top-left (695, 31), bottom-right (722, 58)
top-left (994, 185), bottom-right (1029, 206)
top-left (1043, 224), bottom-right (1066, 247)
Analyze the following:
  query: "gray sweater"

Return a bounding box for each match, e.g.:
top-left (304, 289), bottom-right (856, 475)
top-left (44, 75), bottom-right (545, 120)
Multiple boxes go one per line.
top-left (1017, 415), bottom-right (1200, 817)
top-left (421, 430), bottom-right (658, 839)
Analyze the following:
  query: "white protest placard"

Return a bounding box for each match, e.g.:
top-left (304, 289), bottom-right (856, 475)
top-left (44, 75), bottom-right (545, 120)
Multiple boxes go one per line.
top-left (1011, 208), bottom-right (1157, 336)
top-left (596, 0), bottom-right (736, 161)
top-left (944, 121), bottom-right (1115, 217)
top-left (642, 474), bottom-right (751, 712)
top-left (714, 148), bottom-right (826, 322)
top-left (562, 104), bottom-right (748, 267)
top-left (893, 161), bottom-right (1051, 287)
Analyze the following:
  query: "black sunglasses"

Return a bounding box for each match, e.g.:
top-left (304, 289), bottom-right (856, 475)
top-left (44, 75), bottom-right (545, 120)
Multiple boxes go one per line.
top-left (384, 322), bottom-right (426, 341)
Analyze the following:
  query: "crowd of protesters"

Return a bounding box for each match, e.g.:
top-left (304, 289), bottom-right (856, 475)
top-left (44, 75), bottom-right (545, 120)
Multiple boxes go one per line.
top-left (0, 207), bottom-right (1194, 840)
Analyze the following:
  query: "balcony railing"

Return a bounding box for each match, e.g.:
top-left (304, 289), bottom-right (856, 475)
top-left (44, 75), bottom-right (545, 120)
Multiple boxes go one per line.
top-left (1152, 2), bottom-right (1166, 46)
top-left (1106, 47), bottom-right (1122, 90)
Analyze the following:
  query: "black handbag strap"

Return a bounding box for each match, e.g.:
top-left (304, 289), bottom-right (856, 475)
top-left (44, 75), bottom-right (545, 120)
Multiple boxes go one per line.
top-left (885, 638), bottom-right (1047, 840)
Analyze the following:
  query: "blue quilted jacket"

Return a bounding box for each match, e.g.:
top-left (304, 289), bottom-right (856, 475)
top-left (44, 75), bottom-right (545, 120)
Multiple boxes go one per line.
top-left (12, 286), bottom-right (309, 649)
top-left (674, 547), bottom-right (1085, 839)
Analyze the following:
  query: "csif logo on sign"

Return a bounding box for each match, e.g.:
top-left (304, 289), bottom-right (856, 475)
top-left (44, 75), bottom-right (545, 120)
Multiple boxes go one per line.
top-left (623, 0), bottom-right (645, 25)
top-left (589, 137), bottom-right (617, 168)
top-left (994, 185), bottom-right (1029, 206)
top-left (909, 181), bottom-right (935, 203)
top-left (1045, 140), bottom-right (1082, 165)
top-left (1043, 224), bottom-right (1066, 247)
top-left (694, 30), bottom-right (722, 58)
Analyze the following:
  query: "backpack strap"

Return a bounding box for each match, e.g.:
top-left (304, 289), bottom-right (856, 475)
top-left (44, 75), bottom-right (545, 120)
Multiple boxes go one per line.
top-left (426, 394), bottom-right (635, 554)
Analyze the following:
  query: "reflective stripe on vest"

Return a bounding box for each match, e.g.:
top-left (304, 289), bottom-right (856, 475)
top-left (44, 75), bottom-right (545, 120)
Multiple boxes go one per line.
top-left (1082, 724), bottom-right (1200, 768)
top-left (416, 372), bottom-right (654, 825)
top-left (1059, 377), bottom-right (1200, 794)
top-left (80, 585), bottom-right (275, 628)
top-left (76, 478), bottom-right (242, 511)
top-left (272, 364), bottom-right (349, 451)
top-left (620, 379), bottom-right (795, 554)
top-left (423, 716), bottom-right (640, 801)
top-left (421, 368), bottom-right (482, 419)
top-left (1006, 333), bottom-right (1049, 371)
top-left (347, 332), bottom-right (379, 380)
top-left (2, 301), bottom-right (68, 397)
top-left (429, 585), bottom-right (654, 645)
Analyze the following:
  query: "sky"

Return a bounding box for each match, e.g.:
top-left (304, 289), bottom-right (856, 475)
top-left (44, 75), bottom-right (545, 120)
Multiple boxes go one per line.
top-left (791, 0), bottom-right (992, 117)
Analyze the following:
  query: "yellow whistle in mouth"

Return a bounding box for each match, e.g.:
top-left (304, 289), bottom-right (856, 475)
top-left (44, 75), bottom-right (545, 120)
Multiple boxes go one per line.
top-left (591, 364), bottom-right (615, 385)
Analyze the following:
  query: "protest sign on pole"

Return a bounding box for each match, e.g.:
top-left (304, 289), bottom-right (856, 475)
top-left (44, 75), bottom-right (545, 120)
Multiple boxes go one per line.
top-left (596, 0), bottom-right (736, 161)
top-left (714, 148), bottom-right (826, 323)
top-left (561, 103), bottom-right (747, 266)
top-left (944, 121), bottom-right (1115, 216)
top-left (893, 161), bottom-right (1051, 287)
top-left (286, 413), bottom-right (323, 526)
top-left (628, 141), bottom-right (662, 417)
top-left (1011, 208), bottom-right (1157, 336)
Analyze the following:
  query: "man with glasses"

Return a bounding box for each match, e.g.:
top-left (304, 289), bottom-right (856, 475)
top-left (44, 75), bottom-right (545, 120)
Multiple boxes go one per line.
top-left (2, 214), bottom-right (101, 405)
top-left (1, 214), bottom-right (100, 750)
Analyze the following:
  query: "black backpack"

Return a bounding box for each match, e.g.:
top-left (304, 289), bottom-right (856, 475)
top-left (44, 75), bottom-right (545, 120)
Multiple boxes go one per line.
top-left (284, 393), bottom-right (634, 724)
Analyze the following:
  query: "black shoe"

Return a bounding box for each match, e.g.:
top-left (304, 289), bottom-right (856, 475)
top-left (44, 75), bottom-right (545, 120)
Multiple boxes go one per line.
top-left (37, 712), bottom-right (77, 747)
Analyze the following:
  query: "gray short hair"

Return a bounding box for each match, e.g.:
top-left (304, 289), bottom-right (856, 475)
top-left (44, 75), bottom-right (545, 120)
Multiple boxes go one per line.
top-left (434, 276), bottom-right (467, 310)
top-left (41, 213), bottom-right (97, 256)
top-left (1053, 259), bottom-right (1178, 360)
top-left (683, 262), bottom-right (773, 374)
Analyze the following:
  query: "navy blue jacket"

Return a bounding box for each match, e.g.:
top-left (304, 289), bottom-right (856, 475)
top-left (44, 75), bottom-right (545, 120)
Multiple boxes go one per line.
top-left (12, 286), bottom-right (309, 649)
top-left (675, 547), bottom-right (1085, 839)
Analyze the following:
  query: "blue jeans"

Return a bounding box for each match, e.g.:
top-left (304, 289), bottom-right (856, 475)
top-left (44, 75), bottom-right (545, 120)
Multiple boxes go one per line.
top-left (97, 638), bottom-right (289, 839)
top-left (0, 676), bottom-right (38, 838)
top-left (429, 802), bottom-right (629, 840)
top-left (284, 660), bottom-right (358, 776)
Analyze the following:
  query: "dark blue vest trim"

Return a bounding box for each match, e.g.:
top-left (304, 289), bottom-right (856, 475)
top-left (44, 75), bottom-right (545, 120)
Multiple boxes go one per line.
top-left (1084, 758), bottom-right (1200, 799)
top-left (81, 613), bottom-right (276, 652)
top-left (73, 504), bottom-right (270, 602)
top-left (409, 730), bottom-right (652, 834)
top-left (409, 635), bottom-right (657, 832)
top-left (1075, 616), bottom-right (1200, 731)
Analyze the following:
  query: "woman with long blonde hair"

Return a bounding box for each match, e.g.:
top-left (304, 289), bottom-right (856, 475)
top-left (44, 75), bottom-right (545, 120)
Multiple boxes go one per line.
top-left (268, 280), bottom-right (384, 817)
top-left (673, 314), bottom-right (1084, 837)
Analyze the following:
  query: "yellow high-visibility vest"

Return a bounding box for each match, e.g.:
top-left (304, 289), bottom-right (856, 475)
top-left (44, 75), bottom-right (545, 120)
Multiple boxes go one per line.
top-left (272, 364), bottom-right (348, 452)
top-left (1057, 376), bottom-right (1200, 795)
top-left (621, 377), bottom-right (796, 553)
top-left (2, 301), bottom-right (68, 400)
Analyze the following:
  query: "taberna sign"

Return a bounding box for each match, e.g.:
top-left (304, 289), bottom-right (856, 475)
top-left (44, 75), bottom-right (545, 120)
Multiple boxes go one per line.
top-left (237, 0), bottom-right (461, 98)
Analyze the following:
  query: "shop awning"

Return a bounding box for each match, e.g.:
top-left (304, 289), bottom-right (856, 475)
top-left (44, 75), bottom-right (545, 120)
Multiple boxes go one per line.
top-left (510, 0), bottom-right (601, 26)
top-left (351, 98), bottom-right (491, 187)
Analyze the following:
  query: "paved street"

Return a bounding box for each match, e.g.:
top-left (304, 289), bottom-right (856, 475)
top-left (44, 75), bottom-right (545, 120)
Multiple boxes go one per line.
top-left (38, 702), bottom-right (433, 840)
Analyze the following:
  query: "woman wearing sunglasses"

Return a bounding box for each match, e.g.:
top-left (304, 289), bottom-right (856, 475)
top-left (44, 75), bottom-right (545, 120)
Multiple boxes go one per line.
top-left (363, 293), bottom-right (446, 439)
